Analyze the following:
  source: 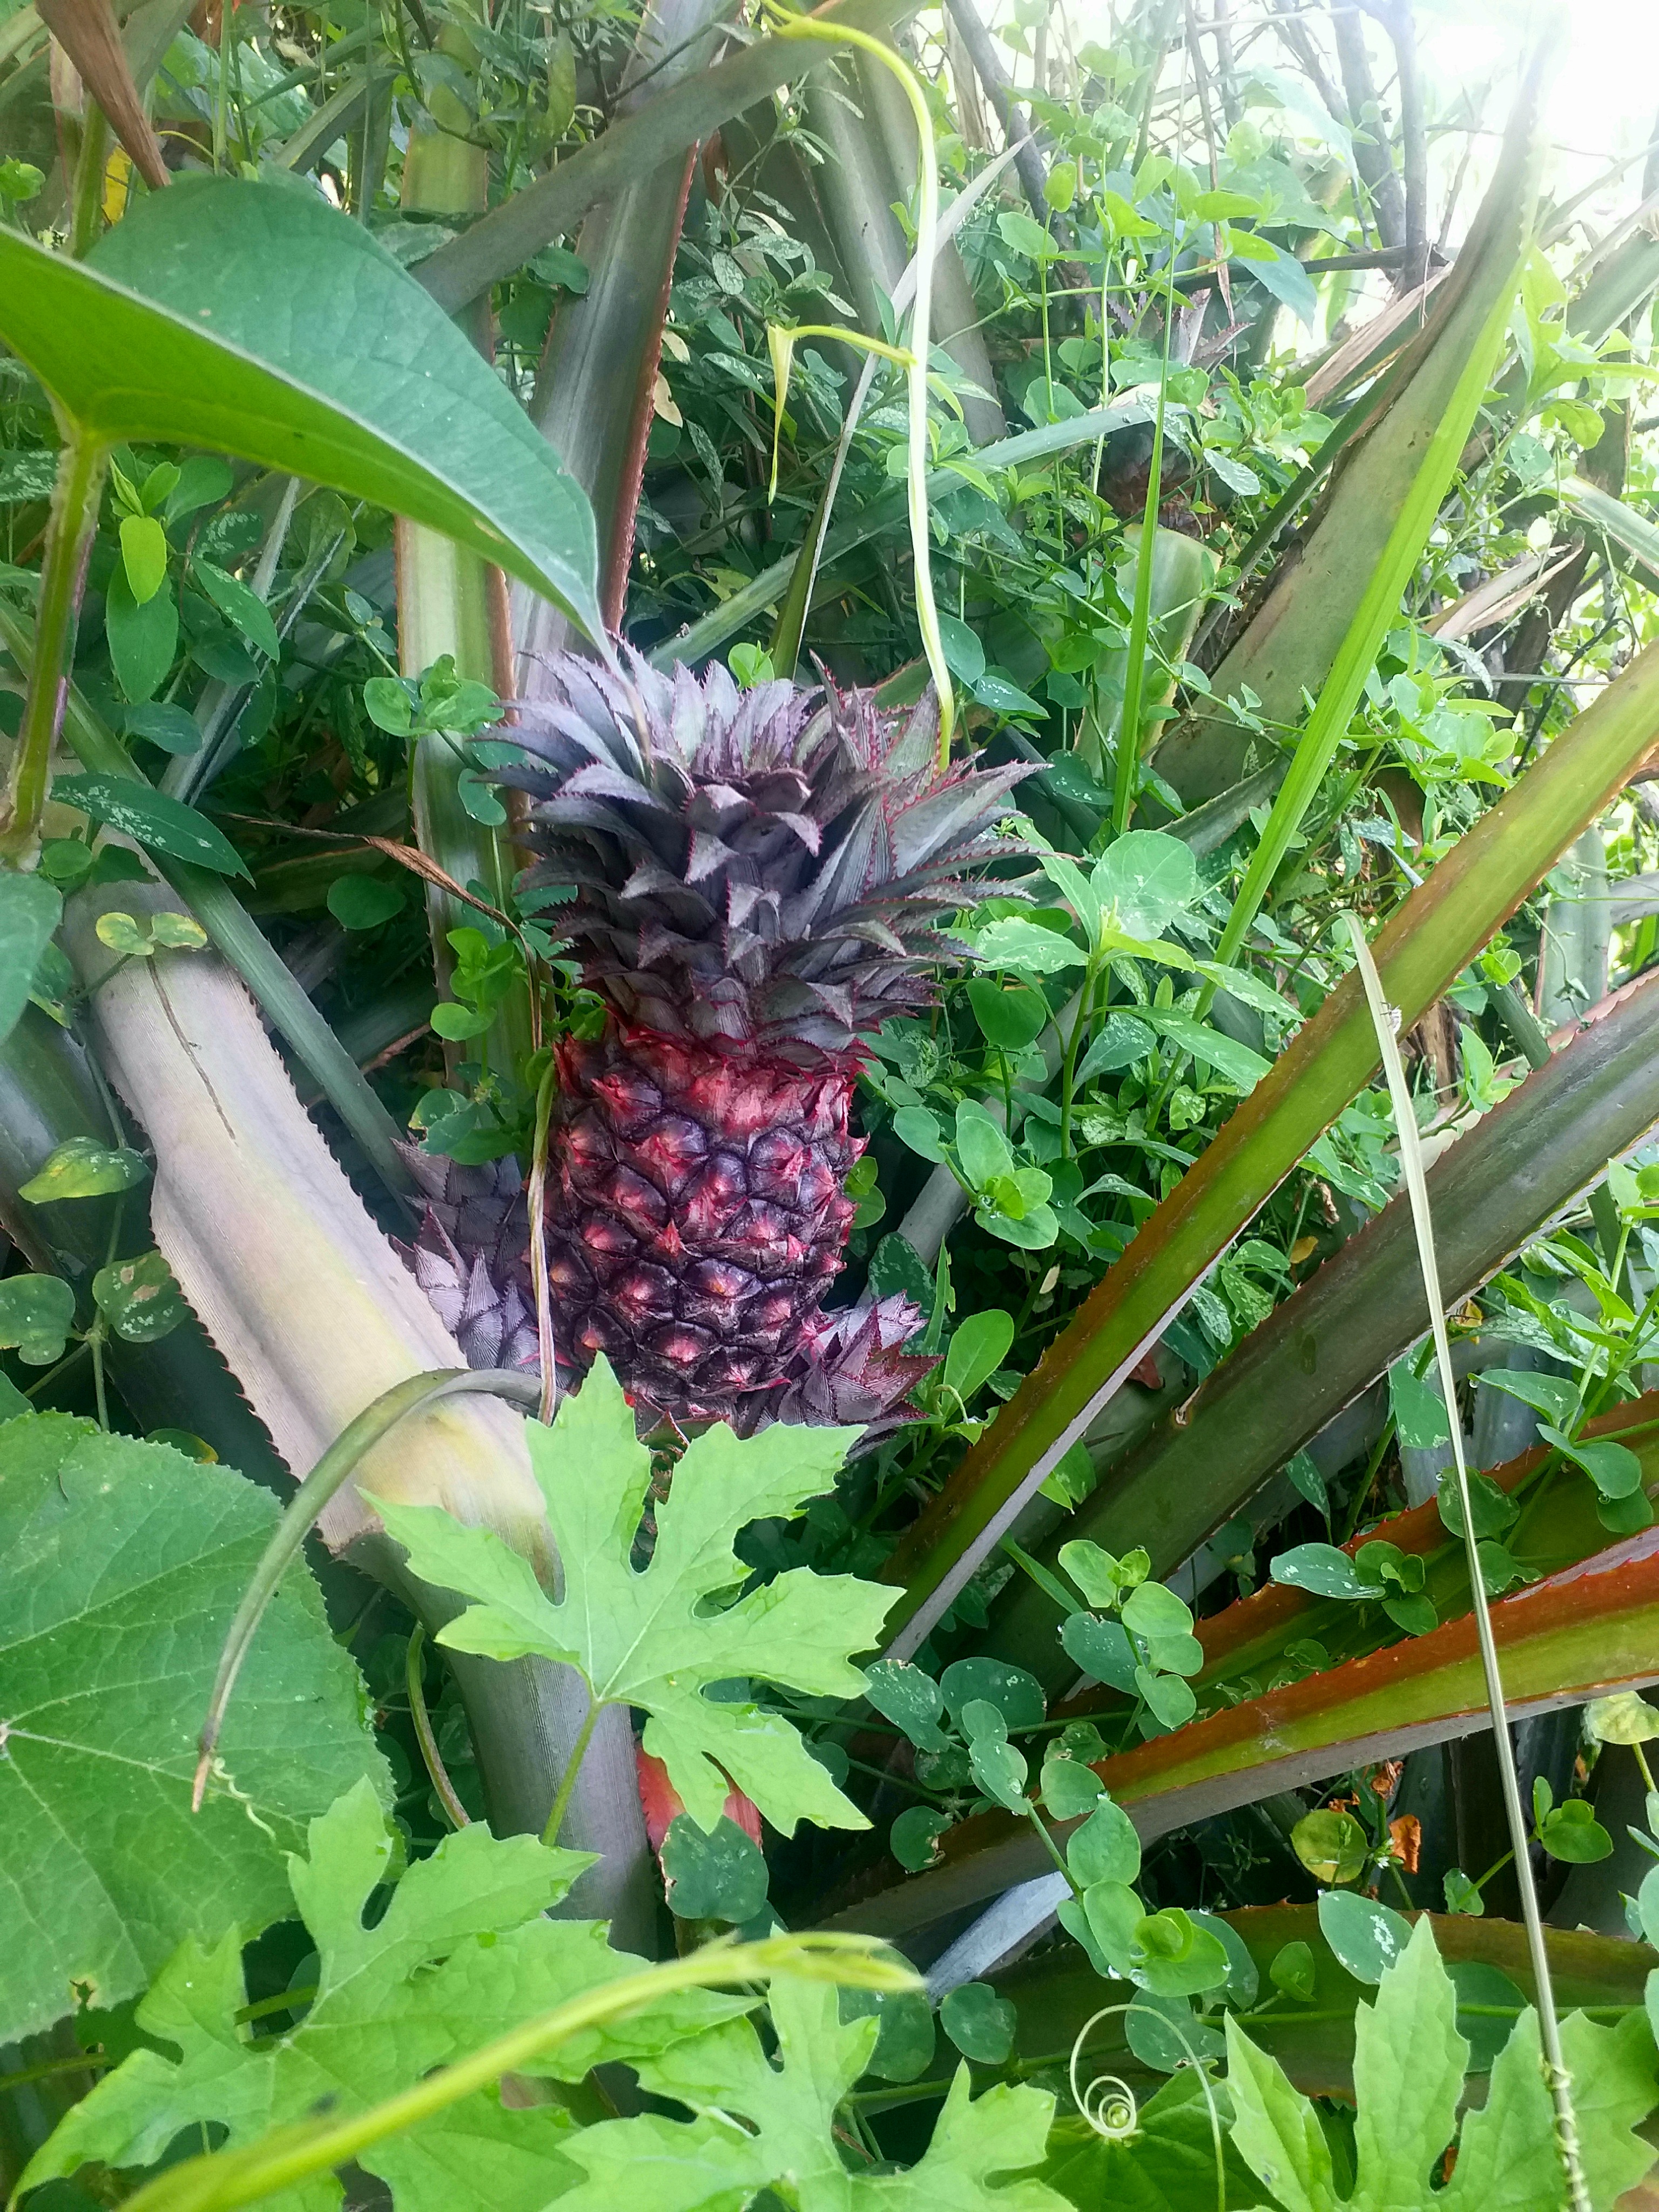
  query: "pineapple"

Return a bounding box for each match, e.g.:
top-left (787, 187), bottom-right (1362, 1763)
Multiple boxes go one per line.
top-left (398, 1138), bottom-right (934, 1434)
top-left (483, 651), bottom-right (1027, 1430)
top-left (397, 1146), bottom-right (540, 1374)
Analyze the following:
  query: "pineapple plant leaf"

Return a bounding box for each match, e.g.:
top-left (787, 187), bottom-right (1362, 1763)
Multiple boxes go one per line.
top-left (23, 1778), bottom-right (744, 2212)
top-left (551, 1972), bottom-right (1069, 2212)
top-left (366, 1356), bottom-right (891, 1834)
top-left (483, 650), bottom-right (1028, 1430)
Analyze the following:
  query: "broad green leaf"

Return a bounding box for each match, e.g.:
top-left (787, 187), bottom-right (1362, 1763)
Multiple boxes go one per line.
top-left (1239, 237), bottom-right (1320, 328)
top-left (1390, 1363), bottom-right (1452, 1448)
top-left (1587, 1690), bottom-right (1659, 1744)
top-left (1440, 2000), bottom-right (1657, 2211)
top-left (27, 1781), bottom-right (737, 2212)
top-left (52, 772), bottom-right (251, 878)
top-left (956, 1100), bottom-right (1016, 1188)
top-left (126, 700), bottom-right (204, 753)
top-left (1093, 832), bottom-right (1198, 939)
top-left (327, 873), bottom-right (406, 930)
top-left (967, 977), bottom-right (1050, 1050)
top-left (1136, 1666), bottom-right (1198, 1730)
top-left (164, 455), bottom-right (233, 523)
top-left (105, 563), bottom-right (178, 700)
top-left (1270, 1542), bottom-right (1387, 1601)
top-left (1477, 1368), bottom-right (1577, 1427)
top-left (554, 1977), bottom-right (1068, 2211)
top-left (894, 1104), bottom-right (952, 1163)
top-left (0, 871), bottom-right (62, 1044)
top-left (839, 1983), bottom-right (938, 2084)
top-left (1120, 1581), bottom-right (1195, 1641)
top-left (1057, 1539), bottom-right (1146, 1609)
top-left (1539, 1421), bottom-right (1645, 1498)
top-left (1066, 1795), bottom-right (1141, 1887)
top-left (962, 1701), bottom-right (1030, 1811)
top-left (1350, 1918), bottom-right (1466, 2210)
top-left (18, 1134), bottom-right (150, 1200)
top-left (1141, 1008), bottom-right (1270, 1089)
top-left (1040, 1747), bottom-right (1107, 1820)
top-left (946, 1309), bottom-right (1016, 1404)
top-left (367, 1358), bottom-right (886, 1834)
top-left (1290, 1809), bottom-right (1368, 1886)
top-left (938, 611), bottom-right (987, 684)
top-left (1073, 1013), bottom-right (1154, 1083)
top-left (968, 915), bottom-right (1089, 974)
top-left (892, 1805), bottom-right (952, 1870)
top-left (1041, 2071), bottom-right (1258, 2211)
top-left (118, 512), bottom-right (169, 603)
top-left (0, 178), bottom-right (601, 637)
top-left (0, 1417), bottom-right (388, 2041)
top-left (193, 558), bottom-right (280, 659)
top-left (1061, 1611), bottom-right (1138, 1692)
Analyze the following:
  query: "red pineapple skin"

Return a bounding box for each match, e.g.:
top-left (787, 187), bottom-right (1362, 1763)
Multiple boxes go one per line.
top-left (545, 1019), bottom-right (864, 1426)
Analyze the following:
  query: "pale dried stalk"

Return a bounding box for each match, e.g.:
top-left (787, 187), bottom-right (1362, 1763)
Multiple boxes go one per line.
top-left (62, 884), bottom-right (655, 1945)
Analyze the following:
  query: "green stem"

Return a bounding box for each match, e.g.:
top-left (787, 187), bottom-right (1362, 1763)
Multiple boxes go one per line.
top-left (0, 430), bottom-right (106, 868)
top-left (541, 1694), bottom-right (603, 1848)
top-left (1024, 1804), bottom-right (1081, 1896)
top-left (407, 1623), bottom-right (471, 1830)
top-left (767, 11), bottom-right (952, 761)
top-left (1059, 950), bottom-right (1101, 1156)
top-left (0, 2053), bottom-right (113, 2096)
top-left (193, 1366), bottom-right (543, 1807)
top-left (1344, 914), bottom-right (1589, 2212)
top-left (1112, 280), bottom-right (1176, 835)
top-left (68, 102), bottom-right (110, 260)
top-left (119, 1937), bottom-right (914, 2212)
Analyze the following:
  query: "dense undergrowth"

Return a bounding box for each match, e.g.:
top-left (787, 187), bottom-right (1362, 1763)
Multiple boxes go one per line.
top-left (5, 0), bottom-right (1659, 2204)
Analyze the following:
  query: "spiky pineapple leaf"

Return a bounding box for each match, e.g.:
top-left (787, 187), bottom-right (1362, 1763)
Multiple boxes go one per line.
top-left (25, 1779), bottom-right (744, 2212)
top-left (0, 1414), bottom-right (388, 2043)
top-left (367, 1358), bottom-right (888, 1833)
top-left (1225, 1917), bottom-right (1658, 2212)
top-left (551, 1975), bottom-right (1069, 2211)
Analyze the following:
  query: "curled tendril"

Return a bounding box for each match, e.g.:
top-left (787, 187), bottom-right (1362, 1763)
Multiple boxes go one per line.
top-left (1067, 1998), bottom-right (1228, 2212)
top-left (1068, 2005), bottom-right (1142, 2141)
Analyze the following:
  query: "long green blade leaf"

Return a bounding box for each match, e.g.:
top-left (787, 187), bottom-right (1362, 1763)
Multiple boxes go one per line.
top-left (992, 967), bottom-right (1659, 1680)
top-left (880, 639), bottom-right (1659, 1655)
top-left (837, 1547), bottom-right (1659, 1940)
top-left (1210, 220), bottom-right (1530, 969)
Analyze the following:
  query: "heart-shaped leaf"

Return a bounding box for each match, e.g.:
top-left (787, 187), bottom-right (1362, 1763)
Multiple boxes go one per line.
top-left (0, 178), bottom-right (601, 638)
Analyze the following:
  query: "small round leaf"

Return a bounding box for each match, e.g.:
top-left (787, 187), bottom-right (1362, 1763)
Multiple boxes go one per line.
top-left (659, 1813), bottom-right (769, 1923)
top-left (0, 1272), bottom-right (76, 1364)
top-left (1317, 1889), bottom-right (1411, 1984)
top-left (327, 874), bottom-right (406, 931)
top-left (18, 1137), bottom-right (150, 1202)
top-left (92, 1250), bottom-right (188, 1344)
top-left (940, 1981), bottom-right (1016, 2065)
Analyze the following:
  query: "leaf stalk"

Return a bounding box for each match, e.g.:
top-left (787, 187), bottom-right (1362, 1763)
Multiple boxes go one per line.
top-left (0, 429), bottom-right (106, 868)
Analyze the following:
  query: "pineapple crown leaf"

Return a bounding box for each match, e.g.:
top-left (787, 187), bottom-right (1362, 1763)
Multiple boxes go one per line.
top-left (499, 650), bottom-right (1030, 1057)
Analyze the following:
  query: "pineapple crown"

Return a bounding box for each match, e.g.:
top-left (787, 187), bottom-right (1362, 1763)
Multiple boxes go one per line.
top-left (497, 650), bottom-right (1030, 1060)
